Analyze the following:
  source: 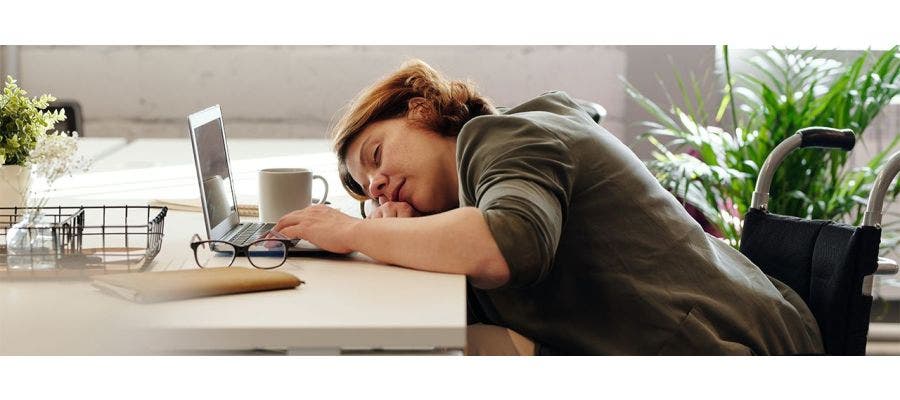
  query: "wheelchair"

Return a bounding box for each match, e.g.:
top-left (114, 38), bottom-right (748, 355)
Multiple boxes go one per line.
top-left (739, 127), bottom-right (900, 355)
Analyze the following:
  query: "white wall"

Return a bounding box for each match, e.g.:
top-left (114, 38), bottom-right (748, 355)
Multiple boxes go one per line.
top-left (6, 46), bottom-right (641, 142)
top-left (621, 46), bottom-right (721, 157)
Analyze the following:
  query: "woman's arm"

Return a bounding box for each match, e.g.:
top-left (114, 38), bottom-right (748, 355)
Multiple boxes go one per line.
top-left (272, 204), bottom-right (510, 289)
top-left (354, 206), bottom-right (509, 289)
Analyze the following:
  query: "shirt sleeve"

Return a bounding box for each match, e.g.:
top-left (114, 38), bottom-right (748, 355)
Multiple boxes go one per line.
top-left (457, 114), bottom-right (576, 289)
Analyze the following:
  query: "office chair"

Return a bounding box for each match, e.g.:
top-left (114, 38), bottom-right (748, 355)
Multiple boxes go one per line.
top-left (739, 127), bottom-right (900, 355)
top-left (494, 98), bottom-right (606, 124)
top-left (575, 99), bottom-right (606, 124)
top-left (45, 100), bottom-right (84, 136)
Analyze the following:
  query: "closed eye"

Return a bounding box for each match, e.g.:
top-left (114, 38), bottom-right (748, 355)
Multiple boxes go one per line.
top-left (374, 144), bottom-right (381, 166)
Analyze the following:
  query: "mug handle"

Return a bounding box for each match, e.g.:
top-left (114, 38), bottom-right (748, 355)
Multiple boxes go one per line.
top-left (313, 175), bottom-right (329, 204)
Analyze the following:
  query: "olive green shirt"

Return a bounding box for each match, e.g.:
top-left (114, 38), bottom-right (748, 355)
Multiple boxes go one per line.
top-left (457, 91), bottom-right (824, 355)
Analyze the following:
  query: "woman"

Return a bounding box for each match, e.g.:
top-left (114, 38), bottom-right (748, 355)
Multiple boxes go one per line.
top-left (272, 60), bottom-right (824, 355)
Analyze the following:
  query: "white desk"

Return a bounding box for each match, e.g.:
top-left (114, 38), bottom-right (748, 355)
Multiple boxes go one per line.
top-left (0, 138), bottom-right (466, 355)
top-left (77, 137), bottom-right (129, 162)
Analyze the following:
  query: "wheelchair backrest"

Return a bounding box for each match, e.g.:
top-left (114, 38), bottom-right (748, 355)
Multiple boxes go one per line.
top-left (740, 208), bottom-right (881, 355)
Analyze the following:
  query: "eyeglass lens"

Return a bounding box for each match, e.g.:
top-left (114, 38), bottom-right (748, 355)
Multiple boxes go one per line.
top-left (247, 240), bottom-right (288, 269)
top-left (194, 241), bottom-right (236, 268)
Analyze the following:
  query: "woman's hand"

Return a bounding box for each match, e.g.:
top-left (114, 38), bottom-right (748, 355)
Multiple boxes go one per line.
top-left (272, 204), bottom-right (360, 254)
top-left (367, 201), bottom-right (422, 219)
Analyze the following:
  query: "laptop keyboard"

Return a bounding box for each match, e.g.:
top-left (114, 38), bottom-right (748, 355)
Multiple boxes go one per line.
top-left (226, 223), bottom-right (276, 245)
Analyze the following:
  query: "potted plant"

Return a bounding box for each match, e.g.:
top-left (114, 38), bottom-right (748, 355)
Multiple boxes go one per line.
top-left (0, 75), bottom-right (67, 207)
top-left (624, 46), bottom-right (900, 254)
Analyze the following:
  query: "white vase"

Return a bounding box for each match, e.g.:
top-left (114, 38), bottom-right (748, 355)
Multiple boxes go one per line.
top-left (0, 165), bottom-right (32, 208)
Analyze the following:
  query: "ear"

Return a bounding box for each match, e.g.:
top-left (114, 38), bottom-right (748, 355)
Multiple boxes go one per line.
top-left (406, 97), bottom-right (429, 120)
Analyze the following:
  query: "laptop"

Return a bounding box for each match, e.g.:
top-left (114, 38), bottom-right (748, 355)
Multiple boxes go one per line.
top-left (187, 105), bottom-right (323, 253)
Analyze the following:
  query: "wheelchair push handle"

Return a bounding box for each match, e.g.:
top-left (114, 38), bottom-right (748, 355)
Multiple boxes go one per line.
top-left (751, 127), bottom-right (857, 211)
top-left (797, 127), bottom-right (856, 151)
top-left (863, 151), bottom-right (900, 227)
top-left (861, 152), bottom-right (900, 295)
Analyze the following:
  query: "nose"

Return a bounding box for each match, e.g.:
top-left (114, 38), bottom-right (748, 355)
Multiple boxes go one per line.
top-left (368, 174), bottom-right (389, 203)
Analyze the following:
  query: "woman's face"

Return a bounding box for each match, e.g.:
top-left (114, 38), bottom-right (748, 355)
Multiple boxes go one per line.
top-left (344, 117), bottom-right (460, 215)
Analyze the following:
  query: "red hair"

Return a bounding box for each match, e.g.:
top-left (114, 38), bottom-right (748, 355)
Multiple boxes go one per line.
top-left (331, 59), bottom-right (496, 199)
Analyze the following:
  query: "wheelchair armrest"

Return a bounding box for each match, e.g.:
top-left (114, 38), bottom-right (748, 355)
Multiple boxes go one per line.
top-left (863, 257), bottom-right (899, 296)
top-left (877, 257), bottom-right (899, 275)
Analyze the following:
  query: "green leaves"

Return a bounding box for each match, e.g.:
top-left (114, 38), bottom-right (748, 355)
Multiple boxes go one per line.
top-left (626, 46), bottom-right (900, 252)
top-left (0, 75), bottom-right (65, 166)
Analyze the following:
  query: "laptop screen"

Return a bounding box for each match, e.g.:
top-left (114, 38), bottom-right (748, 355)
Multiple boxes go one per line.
top-left (193, 117), bottom-right (237, 230)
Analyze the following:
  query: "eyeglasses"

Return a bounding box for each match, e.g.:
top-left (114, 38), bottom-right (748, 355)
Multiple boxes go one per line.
top-left (189, 231), bottom-right (295, 269)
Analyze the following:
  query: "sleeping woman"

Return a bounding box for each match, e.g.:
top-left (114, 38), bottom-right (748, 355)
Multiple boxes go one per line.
top-left (272, 59), bottom-right (823, 355)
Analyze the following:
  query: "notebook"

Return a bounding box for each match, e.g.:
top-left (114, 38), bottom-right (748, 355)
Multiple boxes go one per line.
top-left (92, 267), bottom-right (304, 303)
top-left (149, 199), bottom-right (260, 217)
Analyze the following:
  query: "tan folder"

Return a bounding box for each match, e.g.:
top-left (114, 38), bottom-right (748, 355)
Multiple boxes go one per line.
top-left (148, 199), bottom-right (260, 217)
top-left (91, 267), bottom-right (304, 303)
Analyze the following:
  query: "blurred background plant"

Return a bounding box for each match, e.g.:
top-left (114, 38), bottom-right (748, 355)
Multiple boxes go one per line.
top-left (26, 131), bottom-right (90, 207)
top-left (0, 76), bottom-right (89, 208)
top-left (0, 76), bottom-right (66, 166)
top-left (624, 46), bottom-right (900, 253)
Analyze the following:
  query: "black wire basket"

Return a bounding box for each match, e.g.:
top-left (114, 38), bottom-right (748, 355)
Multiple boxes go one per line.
top-left (0, 205), bottom-right (167, 279)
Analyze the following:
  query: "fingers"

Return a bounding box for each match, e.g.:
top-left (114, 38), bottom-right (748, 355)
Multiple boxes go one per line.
top-left (279, 224), bottom-right (304, 240)
top-left (393, 202), bottom-right (418, 218)
top-left (272, 205), bottom-right (336, 236)
top-left (265, 230), bottom-right (290, 240)
top-left (272, 214), bottom-right (291, 232)
top-left (366, 202), bottom-right (418, 219)
top-left (272, 208), bottom-right (309, 232)
top-left (381, 206), bottom-right (398, 218)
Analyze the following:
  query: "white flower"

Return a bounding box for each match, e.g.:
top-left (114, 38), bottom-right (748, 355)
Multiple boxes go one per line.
top-left (27, 131), bottom-right (91, 185)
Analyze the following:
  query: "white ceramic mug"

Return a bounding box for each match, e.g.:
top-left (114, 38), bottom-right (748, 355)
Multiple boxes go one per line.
top-left (258, 168), bottom-right (329, 223)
